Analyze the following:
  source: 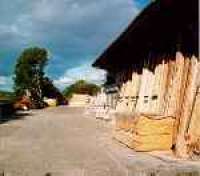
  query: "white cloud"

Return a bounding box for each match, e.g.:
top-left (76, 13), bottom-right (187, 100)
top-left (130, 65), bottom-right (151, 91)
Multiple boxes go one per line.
top-left (0, 0), bottom-right (140, 50)
top-left (0, 76), bottom-right (7, 85)
top-left (0, 0), bottom-right (145, 90)
top-left (0, 76), bottom-right (13, 91)
top-left (54, 63), bottom-right (106, 89)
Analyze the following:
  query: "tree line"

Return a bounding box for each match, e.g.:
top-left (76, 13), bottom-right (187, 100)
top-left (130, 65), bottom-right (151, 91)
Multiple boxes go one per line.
top-left (13, 47), bottom-right (100, 108)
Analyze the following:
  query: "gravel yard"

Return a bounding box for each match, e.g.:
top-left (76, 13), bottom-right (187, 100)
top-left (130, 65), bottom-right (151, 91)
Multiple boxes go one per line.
top-left (0, 106), bottom-right (199, 176)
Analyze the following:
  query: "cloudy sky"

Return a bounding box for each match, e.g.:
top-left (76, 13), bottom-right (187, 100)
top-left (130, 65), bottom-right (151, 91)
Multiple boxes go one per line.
top-left (0, 0), bottom-right (149, 91)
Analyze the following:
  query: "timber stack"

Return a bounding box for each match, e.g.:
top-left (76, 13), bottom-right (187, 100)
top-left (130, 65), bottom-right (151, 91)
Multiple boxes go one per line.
top-left (69, 94), bottom-right (91, 107)
top-left (86, 87), bottom-right (118, 120)
top-left (92, 0), bottom-right (199, 159)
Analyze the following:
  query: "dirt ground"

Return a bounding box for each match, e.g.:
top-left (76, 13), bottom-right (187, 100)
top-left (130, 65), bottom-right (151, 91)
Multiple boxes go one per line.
top-left (0, 106), bottom-right (200, 176)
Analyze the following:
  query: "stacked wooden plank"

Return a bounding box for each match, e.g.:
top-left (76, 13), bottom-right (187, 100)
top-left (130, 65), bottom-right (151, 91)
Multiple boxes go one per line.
top-left (163, 53), bottom-right (187, 118)
top-left (103, 52), bottom-right (200, 156)
top-left (114, 113), bottom-right (175, 151)
top-left (151, 59), bottom-right (169, 115)
top-left (115, 71), bottom-right (141, 113)
top-left (114, 57), bottom-right (176, 152)
top-left (93, 91), bottom-right (108, 119)
top-left (113, 58), bottom-right (176, 151)
top-left (115, 70), bottom-right (130, 113)
top-left (86, 90), bottom-right (113, 120)
top-left (129, 72), bottom-right (141, 112)
top-left (113, 52), bottom-right (200, 154)
top-left (69, 94), bottom-right (91, 107)
top-left (136, 67), bottom-right (154, 113)
top-left (188, 88), bottom-right (200, 140)
top-left (135, 58), bottom-right (169, 115)
top-left (187, 88), bottom-right (200, 157)
top-left (115, 82), bottom-right (129, 113)
top-left (175, 55), bottom-right (200, 158)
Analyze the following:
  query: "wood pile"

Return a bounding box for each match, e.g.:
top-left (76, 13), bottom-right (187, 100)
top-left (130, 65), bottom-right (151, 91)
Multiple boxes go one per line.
top-left (115, 72), bottom-right (141, 113)
top-left (151, 59), bottom-right (169, 114)
top-left (85, 90), bottom-right (111, 120)
top-left (114, 113), bottom-right (175, 151)
top-left (134, 57), bottom-right (169, 115)
top-left (115, 82), bottom-right (129, 113)
top-left (69, 94), bottom-right (91, 107)
top-left (174, 56), bottom-right (199, 158)
top-left (136, 67), bottom-right (154, 113)
top-left (113, 52), bottom-right (200, 156)
top-left (188, 89), bottom-right (200, 151)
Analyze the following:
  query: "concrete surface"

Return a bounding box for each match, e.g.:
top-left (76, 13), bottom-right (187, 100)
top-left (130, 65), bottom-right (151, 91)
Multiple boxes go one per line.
top-left (0, 106), bottom-right (199, 176)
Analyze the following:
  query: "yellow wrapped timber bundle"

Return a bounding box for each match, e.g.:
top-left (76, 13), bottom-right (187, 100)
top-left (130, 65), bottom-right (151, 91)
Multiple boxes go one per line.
top-left (113, 114), bottom-right (175, 152)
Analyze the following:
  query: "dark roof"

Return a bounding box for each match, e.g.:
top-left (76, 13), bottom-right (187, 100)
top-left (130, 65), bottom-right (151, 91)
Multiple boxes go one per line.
top-left (93, 0), bottom-right (198, 72)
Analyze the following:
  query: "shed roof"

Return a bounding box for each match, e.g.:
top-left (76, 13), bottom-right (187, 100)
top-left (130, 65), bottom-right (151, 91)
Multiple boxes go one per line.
top-left (93, 0), bottom-right (198, 72)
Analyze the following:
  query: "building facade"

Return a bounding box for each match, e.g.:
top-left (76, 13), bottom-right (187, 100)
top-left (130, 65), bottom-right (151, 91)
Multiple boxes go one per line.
top-left (93, 0), bottom-right (199, 158)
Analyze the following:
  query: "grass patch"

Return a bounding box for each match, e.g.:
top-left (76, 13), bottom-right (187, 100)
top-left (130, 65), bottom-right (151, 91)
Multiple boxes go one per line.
top-left (0, 90), bottom-right (16, 102)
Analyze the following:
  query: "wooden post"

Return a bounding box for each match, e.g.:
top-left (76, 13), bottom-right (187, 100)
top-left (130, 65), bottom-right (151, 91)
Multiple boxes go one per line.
top-left (163, 59), bottom-right (176, 116)
top-left (164, 53), bottom-right (186, 117)
top-left (172, 53), bottom-right (190, 148)
top-left (151, 58), bottom-right (169, 115)
top-left (175, 55), bottom-right (199, 158)
top-left (158, 59), bottom-right (169, 114)
top-left (136, 58), bottom-right (153, 114)
top-left (130, 72), bottom-right (141, 112)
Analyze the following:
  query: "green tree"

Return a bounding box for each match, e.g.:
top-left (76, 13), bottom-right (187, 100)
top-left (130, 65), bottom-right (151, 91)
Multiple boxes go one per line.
top-left (13, 47), bottom-right (48, 107)
top-left (63, 80), bottom-right (101, 99)
top-left (41, 77), bottom-right (66, 105)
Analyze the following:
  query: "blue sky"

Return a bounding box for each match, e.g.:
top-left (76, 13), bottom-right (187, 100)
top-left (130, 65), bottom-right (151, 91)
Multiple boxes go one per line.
top-left (0, 0), bottom-right (149, 91)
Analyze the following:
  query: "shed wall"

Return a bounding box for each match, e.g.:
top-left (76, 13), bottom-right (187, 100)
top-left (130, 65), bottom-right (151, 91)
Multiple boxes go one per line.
top-left (113, 52), bottom-right (200, 157)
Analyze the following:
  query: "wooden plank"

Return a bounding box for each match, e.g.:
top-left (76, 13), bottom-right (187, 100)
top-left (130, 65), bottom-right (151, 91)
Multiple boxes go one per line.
top-left (158, 59), bottom-right (169, 114)
top-left (116, 70), bottom-right (130, 113)
top-left (151, 58), bottom-right (169, 115)
top-left (172, 54), bottom-right (190, 147)
top-left (136, 58), bottom-right (153, 113)
top-left (164, 54), bottom-right (185, 117)
top-left (163, 59), bottom-right (175, 116)
top-left (116, 70), bottom-right (141, 113)
top-left (127, 72), bottom-right (141, 112)
top-left (187, 87), bottom-right (200, 156)
top-left (175, 56), bottom-right (199, 158)
top-left (188, 88), bottom-right (200, 137)
top-left (113, 114), bottom-right (175, 151)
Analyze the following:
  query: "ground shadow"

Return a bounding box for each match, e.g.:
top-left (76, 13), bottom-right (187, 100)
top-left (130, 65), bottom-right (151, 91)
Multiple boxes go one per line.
top-left (0, 111), bottom-right (32, 124)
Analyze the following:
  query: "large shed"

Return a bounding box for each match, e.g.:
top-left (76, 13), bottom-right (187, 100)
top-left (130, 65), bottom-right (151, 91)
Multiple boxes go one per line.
top-left (93, 0), bottom-right (199, 158)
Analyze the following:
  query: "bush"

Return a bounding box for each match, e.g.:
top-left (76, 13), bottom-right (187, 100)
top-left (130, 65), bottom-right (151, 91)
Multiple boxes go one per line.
top-left (63, 80), bottom-right (101, 100)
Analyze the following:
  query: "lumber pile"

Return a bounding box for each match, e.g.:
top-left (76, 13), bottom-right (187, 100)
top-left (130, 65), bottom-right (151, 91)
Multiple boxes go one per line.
top-left (136, 67), bottom-right (154, 114)
top-left (151, 60), bottom-right (169, 114)
top-left (135, 58), bottom-right (169, 115)
top-left (114, 113), bottom-right (175, 151)
top-left (69, 94), bottom-right (91, 107)
top-left (115, 72), bottom-right (141, 113)
top-left (85, 90), bottom-right (112, 120)
top-left (113, 53), bottom-right (200, 157)
top-left (173, 55), bottom-right (200, 158)
top-left (186, 87), bottom-right (200, 158)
